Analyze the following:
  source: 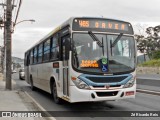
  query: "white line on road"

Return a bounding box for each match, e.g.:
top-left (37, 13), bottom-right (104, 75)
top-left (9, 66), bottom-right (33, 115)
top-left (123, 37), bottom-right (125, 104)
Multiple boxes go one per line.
top-left (24, 91), bottom-right (56, 120)
top-left (137, 89), bottom-right (160, 96)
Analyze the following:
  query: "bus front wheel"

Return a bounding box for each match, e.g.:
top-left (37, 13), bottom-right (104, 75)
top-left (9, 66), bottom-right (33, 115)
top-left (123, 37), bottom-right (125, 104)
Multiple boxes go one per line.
top-left (52, 82), bottom-right (62, 104)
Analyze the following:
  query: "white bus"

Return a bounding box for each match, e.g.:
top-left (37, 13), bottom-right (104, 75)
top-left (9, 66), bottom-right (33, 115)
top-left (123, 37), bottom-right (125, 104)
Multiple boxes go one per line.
top-left (24, 17), bottom-right (136, 103)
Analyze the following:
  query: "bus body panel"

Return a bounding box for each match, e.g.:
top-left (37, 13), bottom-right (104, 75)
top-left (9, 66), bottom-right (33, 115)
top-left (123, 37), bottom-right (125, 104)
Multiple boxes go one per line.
top-left (68, 57), bottom-right (136, 102)
top-left (27, 61), bottom-right (65, 97)
top-left (69, 84), bottom-right (136, 103)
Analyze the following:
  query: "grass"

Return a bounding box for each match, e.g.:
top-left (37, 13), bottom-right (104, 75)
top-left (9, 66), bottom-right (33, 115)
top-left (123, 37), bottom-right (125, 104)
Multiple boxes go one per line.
top-left (138, 59), bottom-right (160, 67)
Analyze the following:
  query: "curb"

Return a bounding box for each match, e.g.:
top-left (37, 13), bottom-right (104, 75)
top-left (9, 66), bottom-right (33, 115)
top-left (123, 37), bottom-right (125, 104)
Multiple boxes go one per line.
top-left (136, 89), bottom-right (160, 96)
top-left (24, 91), bottom-right (56, 120)
top-left (137, 78), bottom-right (160, 81)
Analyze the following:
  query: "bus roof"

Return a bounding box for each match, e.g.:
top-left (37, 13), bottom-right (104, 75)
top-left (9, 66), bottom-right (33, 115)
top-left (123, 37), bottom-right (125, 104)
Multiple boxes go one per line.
top-left (25, 17), bottom-right (133, 53)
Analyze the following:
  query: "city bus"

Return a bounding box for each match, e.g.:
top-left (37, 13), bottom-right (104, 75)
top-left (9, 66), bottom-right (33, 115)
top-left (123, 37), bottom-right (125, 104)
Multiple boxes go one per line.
top-left (24, 17), bottom-right (136, 103)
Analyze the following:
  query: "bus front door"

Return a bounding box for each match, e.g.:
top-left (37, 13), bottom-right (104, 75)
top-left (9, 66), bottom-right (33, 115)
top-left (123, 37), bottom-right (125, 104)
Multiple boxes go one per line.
top-left (61, 35), bottom-right (70, 97)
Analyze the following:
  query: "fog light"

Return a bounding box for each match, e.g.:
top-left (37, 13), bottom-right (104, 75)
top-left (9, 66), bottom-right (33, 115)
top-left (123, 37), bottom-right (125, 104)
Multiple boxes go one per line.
top-left (91, 93), bottom-right (95, 99)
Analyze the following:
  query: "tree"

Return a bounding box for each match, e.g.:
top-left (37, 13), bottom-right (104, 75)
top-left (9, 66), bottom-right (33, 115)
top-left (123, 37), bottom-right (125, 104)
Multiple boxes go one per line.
top-left (152, 50), bottom-right (160, 59)
top-left (135, 25), bottom-right (160, 59)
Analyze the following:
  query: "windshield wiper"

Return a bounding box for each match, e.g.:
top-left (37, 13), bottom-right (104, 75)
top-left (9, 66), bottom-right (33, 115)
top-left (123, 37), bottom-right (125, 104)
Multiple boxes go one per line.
top-left (111, 33), bottom-right (123, 47)
top-left (88, 31), bottom-right (103, 47)
top-left (88, 31), bottom-right (104, 56)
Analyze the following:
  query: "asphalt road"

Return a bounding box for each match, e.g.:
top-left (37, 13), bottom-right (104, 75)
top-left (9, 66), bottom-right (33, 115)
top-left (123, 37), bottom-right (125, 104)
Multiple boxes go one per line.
top-left (12, 73), bottom-right (160, 120)
top-left (136, 74), bottom-right (160, 91)
top-left (137, 74), bottom-right (160, 80)
top-left (137, 74), bottom-right (160, 87)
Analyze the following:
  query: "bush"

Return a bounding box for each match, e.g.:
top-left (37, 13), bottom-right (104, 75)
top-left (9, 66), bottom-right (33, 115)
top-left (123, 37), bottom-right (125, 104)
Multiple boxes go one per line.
top-left (152, 50), bottom-right (160, 59)
top-left (138, 59), bottom-right (160, 67)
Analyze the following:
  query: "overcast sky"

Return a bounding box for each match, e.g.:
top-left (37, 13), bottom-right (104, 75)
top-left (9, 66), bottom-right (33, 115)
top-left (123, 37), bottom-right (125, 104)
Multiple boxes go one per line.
top-left (1, 0), bottom-right (160, 58)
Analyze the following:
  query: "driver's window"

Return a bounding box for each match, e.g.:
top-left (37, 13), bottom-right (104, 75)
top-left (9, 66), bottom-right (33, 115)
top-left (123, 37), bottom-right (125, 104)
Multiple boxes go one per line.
top-left (113, 39), bottom-right (130, 58)
top-left (122, 40), bottom-right (130, 57)
top-left (93, 41), bottom-right (97, 50)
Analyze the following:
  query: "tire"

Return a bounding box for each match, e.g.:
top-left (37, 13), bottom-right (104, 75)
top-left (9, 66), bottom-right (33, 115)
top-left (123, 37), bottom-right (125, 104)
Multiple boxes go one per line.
top-left (30, 76), bottom-right (36, 91)
top-left (19, 74), bottom-right (22, 80)
top-left (52, 82), bottom-right (62, 104)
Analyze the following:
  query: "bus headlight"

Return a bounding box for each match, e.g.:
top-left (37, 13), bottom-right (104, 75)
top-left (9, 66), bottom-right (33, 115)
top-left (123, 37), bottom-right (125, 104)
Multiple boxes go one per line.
top-left (123, 77), bottom-right (135, 88)
top-left (72, 77), bottom-right (90, 90)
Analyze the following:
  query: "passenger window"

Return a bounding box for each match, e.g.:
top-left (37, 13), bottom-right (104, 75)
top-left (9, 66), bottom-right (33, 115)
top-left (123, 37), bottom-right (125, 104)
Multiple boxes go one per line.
top-left (51, 35), bottom-right (59, 60)
top-left (38, 44), bottom-right (43, 63)
top-left (43, 39), bottom-right (50, 61)
top-left (30, 50), bottom-right (34, 64)
top-left (33, 47), bottom-right (38, 64)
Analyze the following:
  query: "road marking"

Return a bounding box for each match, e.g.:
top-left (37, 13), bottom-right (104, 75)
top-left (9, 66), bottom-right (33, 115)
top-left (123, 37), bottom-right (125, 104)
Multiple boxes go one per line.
top-left (24, 91), bottom-right (56, 120)
top-left (137, 89), bottom-right (160, 96)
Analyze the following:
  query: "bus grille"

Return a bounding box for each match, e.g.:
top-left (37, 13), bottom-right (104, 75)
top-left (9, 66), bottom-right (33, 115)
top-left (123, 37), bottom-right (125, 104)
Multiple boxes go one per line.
top-left (92, 85), bottom-right (121, 88)
top-left (86, 76), bottom-right (127, 83)
top-left (96, 91), bottom-right (118, 97)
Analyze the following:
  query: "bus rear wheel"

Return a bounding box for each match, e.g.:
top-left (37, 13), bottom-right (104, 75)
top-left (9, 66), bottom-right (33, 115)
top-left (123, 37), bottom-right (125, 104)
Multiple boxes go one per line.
top-left (30, 76), bottom-right (36, 91)
top-left (52, 82), bottom-right (62, 104)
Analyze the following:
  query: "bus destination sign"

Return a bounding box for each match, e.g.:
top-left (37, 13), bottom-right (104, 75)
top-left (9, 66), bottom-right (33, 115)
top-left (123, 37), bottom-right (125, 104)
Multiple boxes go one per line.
top-left (72, 18), bottom-right (133, 34)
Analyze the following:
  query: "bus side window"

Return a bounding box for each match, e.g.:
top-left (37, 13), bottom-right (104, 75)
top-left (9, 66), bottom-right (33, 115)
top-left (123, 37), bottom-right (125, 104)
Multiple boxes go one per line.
top-left (43, 39), bottom-right (50, 61)
top-left (24, 53), bottom-right (27, 66)
top-left (33, 47), bottom-right (38, 64)
top-left (38, 44), bottom-right (43, 63)
top-left (27, 52), bottom-right (30, 66)
top-left (51, 34), bottom-right (59, 60)
top-left (25, 52), bottom-right (30, 66)
top-left (30, 49), bottom-right (34, 64)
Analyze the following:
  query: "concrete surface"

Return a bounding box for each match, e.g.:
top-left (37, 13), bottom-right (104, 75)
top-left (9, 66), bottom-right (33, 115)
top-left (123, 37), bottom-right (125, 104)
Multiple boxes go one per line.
top-left (137, 74), bottom-right (160, 80)
top-left (137, 74), bottom-right (160, 92)
top-left (137, 84), bottom-right (160, 92)
top-left (0, 73), bottom-right (51, 120)
top-left (0, 91), bottom-right (28, 111)
top-left (137, 67), bottom-right (160, 74)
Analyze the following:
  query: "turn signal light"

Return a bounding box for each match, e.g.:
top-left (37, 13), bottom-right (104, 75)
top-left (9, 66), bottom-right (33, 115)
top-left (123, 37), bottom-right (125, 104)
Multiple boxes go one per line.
top-left (53, 62), bottom-right (59, 68)
top-left (71, 76), bottom-right (77, 81)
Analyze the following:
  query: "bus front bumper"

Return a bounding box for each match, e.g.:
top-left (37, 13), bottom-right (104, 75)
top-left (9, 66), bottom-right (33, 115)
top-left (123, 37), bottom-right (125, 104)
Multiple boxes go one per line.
top-left (69, 84), bottom-right (136, 103)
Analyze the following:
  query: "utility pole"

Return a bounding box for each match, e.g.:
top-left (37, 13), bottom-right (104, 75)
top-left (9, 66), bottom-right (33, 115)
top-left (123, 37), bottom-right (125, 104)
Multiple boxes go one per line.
top-left (5, 0), bottom-right (12, 90)
top-left (3, 9), bottom-right (6, 81)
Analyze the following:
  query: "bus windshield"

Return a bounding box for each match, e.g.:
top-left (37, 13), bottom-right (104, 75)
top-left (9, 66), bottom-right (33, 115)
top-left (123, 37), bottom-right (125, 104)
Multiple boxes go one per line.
top-left (72, 33), bottom-right (135, 74)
